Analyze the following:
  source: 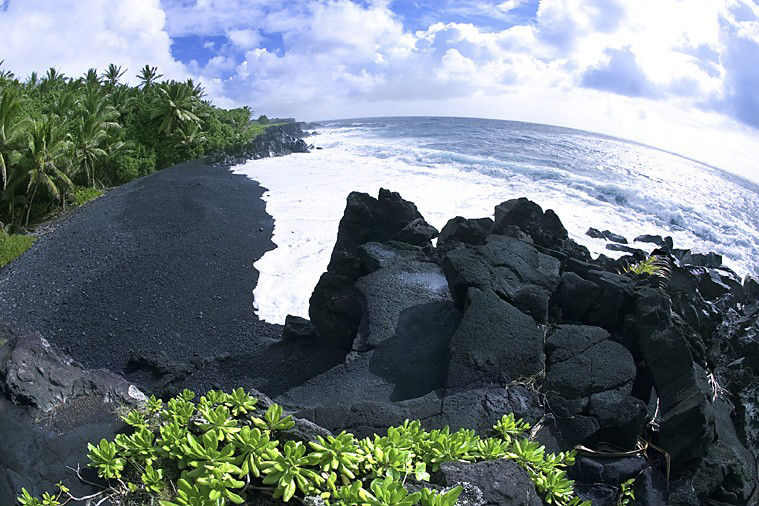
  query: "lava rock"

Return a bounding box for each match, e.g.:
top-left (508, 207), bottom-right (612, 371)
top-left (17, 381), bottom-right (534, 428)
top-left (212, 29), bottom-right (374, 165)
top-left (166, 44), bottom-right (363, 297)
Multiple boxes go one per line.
top-left (308, 273), bottom-right (364, 349)
top-left (327, 189), bottom-right (426, 279)
top-left (544, 325), bottom-right (644, 448)
top-left (282, 315), bottom-right (317, 341)
top-left (745, 275), bottom-right (759, 303)
top-left (394, 218), bottom-right (439, 246)
top-left (493, 198), bottom-right (568, 249)
top-left (435, 459), bottom-right (543, 506)
top-left (556, 272), bottom-right (601, 321)
top-left (1, 333), bottom-right (146, 412)
top-left (636, 288), bottom-right (716, 470)
top-left (681, 251), bottom-right (723, 269)
top-left (447, 288), bottom-right (544, 389)
top-left (634, 234), bottom-right (666, 247)
top-left (604, 243), bottom-right (646, 258)
top-left (587, 228), bottom-right (628, 244)
top-left (438, 216), bottom-right (494, 246)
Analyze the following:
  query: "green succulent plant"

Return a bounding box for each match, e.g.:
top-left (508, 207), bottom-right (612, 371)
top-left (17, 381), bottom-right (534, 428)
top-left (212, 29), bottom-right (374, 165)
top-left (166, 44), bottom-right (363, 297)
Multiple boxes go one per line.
top-left (231, 426), bottom-right (280, 478)
top-left (197, 404), bottom-right (240, 441)
top-left (225, 387), bottom-right (258, 416)
top-left (260, 441), bottom-right (323, 502)
top-left (87, 438), bottom-right (126, 479)
top-left (253, 403), bottom-right (296, 432)
top-left (419, 487), bottom-right (463, 506)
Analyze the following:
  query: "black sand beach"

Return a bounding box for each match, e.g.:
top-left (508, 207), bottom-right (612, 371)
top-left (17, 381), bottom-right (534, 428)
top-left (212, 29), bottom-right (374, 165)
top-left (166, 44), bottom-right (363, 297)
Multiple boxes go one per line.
top-left (0, 159), bottom-right (342, 396)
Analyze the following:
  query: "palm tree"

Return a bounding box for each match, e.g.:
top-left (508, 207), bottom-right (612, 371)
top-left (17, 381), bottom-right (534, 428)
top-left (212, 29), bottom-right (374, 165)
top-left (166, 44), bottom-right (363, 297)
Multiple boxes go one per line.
top-left (137, 65), bottom-right (163, 89)
top-left (0, 60), bottom-right (14, 81)
top-left (102, 64), bottom-right (126, 89)
top-left (73, 115), bottom-right (110, 187)
top-left (107, 85), bottom-right (135, 116)
top-left (174, 122), bottom-right (206, 150)
top-left (25, 71), bottom-right (39, 95)
top-left (51, 89), bottom-right (80, 120)
top-left (17, 118), bottom-right (73, 224)
top-left (151, 82), bottom-right (202, 136)
top-left (0, 87), bottom-right (23, 190)
top-left (83, 68), bottom-right (101, 89)
top-left (39, 67), bottom-right (66, 93)
top-left (72, 93), bottom-right (120, 187)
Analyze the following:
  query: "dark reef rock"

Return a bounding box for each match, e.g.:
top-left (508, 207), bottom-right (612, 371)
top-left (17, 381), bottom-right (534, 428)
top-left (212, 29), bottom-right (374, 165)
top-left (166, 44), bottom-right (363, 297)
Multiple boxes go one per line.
top-left (586, 228), bottom-right (628, 244)
top-left (210, 123), bottom-right (310, 165)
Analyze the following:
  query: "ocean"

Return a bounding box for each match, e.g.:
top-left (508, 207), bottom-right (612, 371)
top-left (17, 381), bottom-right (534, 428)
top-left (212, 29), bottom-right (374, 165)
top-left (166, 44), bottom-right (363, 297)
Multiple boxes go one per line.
top-left (232, 116), bottom-right (759, 325)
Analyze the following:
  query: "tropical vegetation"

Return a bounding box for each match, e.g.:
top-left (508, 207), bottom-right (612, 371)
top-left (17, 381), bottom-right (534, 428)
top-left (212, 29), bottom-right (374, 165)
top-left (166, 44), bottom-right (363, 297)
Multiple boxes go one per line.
top-left (19, 388), bottom-right (593, 506)
top-left (0, 60), bottom-right (268, 229)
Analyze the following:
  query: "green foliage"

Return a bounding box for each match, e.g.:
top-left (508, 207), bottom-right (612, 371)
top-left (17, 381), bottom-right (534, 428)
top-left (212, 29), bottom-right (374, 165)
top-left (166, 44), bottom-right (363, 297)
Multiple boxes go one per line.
top-left (0, 230), bottom-right (35, 267)
top-left (623, 254), bottom-right (670, 278)
top-left (22, 391), bottom-right (591, 506)
top-left (87, 438), bottom-right (126, 479)
top-left (69, 186), bottom-right (103, 207)
top-left (0, 61), bottom-right (273, 227)
top-left (617, 477), bottom-right (636, 506)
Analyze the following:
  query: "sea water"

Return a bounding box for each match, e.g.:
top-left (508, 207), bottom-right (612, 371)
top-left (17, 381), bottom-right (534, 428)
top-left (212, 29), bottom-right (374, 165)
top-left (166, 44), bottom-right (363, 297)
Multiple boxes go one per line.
top-left (232, 116), bottom-right (759, 325)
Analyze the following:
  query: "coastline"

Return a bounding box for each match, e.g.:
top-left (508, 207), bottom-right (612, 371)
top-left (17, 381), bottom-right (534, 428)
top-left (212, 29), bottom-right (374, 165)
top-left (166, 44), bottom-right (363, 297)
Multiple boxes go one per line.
top-left (0, 159), bottom-right (284, 392)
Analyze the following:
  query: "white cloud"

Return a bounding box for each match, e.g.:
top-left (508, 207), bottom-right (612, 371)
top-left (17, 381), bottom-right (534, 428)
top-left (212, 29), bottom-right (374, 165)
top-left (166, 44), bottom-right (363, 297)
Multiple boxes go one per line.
top-left (0, 0), bottom-right (188, 85)
top-left (226, 28), bottom-right (261, 49)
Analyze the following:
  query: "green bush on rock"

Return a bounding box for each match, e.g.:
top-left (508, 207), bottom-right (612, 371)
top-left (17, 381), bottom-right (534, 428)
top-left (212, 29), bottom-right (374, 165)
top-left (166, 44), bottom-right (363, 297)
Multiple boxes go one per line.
top-left (19, 389), bottom-right (592, 506)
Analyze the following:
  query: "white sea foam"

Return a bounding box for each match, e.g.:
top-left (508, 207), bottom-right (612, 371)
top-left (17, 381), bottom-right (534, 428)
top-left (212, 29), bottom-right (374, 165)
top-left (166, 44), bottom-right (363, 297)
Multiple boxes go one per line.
top-left (233, 120), bottom-right (759, 324)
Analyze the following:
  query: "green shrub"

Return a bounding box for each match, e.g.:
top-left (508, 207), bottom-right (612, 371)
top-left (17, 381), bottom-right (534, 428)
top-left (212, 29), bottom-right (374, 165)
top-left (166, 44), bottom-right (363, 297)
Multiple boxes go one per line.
top-left (19, 389), bottom-right (592, 506)
top-left (69, 186), bottom-right (103, 207)
top-left (0, 231), bottom-right (36, 268)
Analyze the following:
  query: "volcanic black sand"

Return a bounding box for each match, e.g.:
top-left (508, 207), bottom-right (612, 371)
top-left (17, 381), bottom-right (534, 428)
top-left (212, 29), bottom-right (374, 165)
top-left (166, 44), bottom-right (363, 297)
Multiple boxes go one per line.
top-left (0, 160), bottom-right (344, 396)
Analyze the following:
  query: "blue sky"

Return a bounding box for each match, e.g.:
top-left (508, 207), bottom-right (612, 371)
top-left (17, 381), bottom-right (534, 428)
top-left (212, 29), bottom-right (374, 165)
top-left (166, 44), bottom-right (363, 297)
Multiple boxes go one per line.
top-left (1, 0), bottom-right (759, 181)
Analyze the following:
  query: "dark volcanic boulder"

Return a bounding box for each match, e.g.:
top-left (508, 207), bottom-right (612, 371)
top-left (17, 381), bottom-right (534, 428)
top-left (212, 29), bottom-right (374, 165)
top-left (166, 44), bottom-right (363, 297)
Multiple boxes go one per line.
top-left (634, 234), bottom-right (666, 247)
top-left (0, 332), bottom-right (145, 412)
top-left (282, 315), bottom-right (317, 341)
top-left (353, 260), bottom-right (452, 351)
top-left (544, 325), bottom-right (645, 448)
top-left (605, 243), bottom-right (646, 258)
top-left (447, 288), bottom-right (544, 389)
top-left (442, 235), bottom-right (560, 323)
top-left (435, 460), bottom-right (543, 506)
top-left (394, 218), bottom-right (439, 246)
top-left (438, 216), bottom-right (494, 247)
top-left (0, 332), bottom-right (147, 503)
top-left (308, 273), bottom-right (364, 349)
top-left (493, 198), bottom-right (568, 249)
top-left (682, 251), bottom-right (723, 269)
top-left (327, 189), bottom-right (426, 279)
top-left (745, 275), bottom-right (759, 303)
top-left (587, 228), bottom-right (628, 244)
top-left (556, 272), bottom-right (601, 321)
top-left (636, 288), bottom-right (716, 470)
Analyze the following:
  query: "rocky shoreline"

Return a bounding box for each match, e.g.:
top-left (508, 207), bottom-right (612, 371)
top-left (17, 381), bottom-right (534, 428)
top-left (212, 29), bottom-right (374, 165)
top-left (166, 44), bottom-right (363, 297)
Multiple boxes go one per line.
top-left (2, 170), bottom-right (758, 503)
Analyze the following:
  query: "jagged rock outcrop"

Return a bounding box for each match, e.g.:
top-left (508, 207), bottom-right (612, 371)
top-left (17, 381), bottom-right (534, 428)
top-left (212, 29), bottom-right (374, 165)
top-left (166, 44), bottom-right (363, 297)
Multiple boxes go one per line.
top-left (210, 123), bottom-right (310, 166)
top-left (289, 190), bottom-right (758, 504)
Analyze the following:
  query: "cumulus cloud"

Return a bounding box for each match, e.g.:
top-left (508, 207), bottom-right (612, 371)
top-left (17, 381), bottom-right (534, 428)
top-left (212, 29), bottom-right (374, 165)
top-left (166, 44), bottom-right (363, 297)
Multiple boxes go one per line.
top-left (0, 0), bottom-right (188, 85)
top-left (581, 47), bottom-right (657, 97)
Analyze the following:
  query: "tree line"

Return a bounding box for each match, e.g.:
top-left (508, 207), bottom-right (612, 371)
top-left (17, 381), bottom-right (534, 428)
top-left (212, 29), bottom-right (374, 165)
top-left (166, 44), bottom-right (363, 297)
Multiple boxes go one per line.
top-left (0, 62), bottom-right (265, 227)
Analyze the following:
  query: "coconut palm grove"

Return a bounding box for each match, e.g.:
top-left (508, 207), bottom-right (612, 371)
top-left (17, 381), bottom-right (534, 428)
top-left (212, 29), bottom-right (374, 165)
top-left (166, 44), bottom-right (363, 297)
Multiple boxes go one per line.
top-left (0, 61), bottom-right (264, 230)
